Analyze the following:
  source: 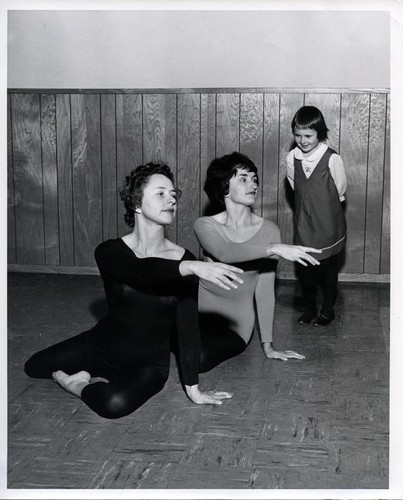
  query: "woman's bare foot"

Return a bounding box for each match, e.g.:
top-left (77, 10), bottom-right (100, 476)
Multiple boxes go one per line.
top-left (52, 370), bottom-right (91, 398)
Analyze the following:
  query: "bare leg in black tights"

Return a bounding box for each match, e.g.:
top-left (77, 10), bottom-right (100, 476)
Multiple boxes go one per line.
top-left (25, 331), bottom-right (167, 419)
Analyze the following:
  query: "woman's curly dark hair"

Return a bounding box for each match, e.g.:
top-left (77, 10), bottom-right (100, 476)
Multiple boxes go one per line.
top-left (204, 151), bottom-right (258, 210)
top-left (119, 162), bottom-right (177, 227)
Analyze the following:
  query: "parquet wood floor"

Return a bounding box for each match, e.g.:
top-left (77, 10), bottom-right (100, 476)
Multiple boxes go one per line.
top-left (7, 273), bottom-right (389, 489)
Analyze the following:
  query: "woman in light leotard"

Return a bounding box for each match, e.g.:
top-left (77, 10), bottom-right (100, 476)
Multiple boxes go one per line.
top-left (195, 152), bottom-right (322, 370)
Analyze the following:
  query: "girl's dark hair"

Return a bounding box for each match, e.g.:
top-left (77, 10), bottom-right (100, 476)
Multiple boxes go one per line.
top-left (291, 106), bottom-right (329, 142)
top-left (119, 162), bottom-right (176, 227)
top-left (204, 151), bottom-right (258, 210)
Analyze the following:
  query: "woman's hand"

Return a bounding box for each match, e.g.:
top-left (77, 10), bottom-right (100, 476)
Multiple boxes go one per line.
top-left (268, 243), bottom-right (322, 266)
top-left (185, 384), bottom-right (233, 405)
top-left (262, 342), bottom-right (306, 361)
top-left (180, 261), bottom-right (244, 290)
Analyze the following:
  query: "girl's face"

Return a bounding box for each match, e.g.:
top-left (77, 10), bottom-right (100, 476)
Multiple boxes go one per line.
top-left (227, 168), bottom-right (259, 207)
top-left (139, 174), bottom-right (178, 226)
top-left (293, 127), bottom-right (320, 154)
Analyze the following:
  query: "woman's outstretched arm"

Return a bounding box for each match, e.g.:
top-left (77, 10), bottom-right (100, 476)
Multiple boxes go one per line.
top-left (194, 218), bottom-right (321, 266)
top-left (95, 240), bottom-right (243, 289)
top-left (194, 217), bottom-right (273, 263)
top-left (179, 260), bottom-right (244, 291)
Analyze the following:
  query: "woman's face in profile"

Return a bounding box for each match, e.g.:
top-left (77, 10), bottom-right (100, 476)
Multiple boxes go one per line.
top-left (227, 168), bottom-right (258, 207)
top-left (139, 174), bottom-right (178, 225)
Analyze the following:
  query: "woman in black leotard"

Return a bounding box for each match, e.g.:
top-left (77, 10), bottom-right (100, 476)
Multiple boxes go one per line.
top-left (24, 163), bottom-right (244, 419)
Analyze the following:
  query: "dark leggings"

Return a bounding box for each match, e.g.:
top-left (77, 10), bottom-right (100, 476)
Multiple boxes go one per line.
top-left (199, 327), bottom-right (247, 373)
top-left (24, 332), bottom-right (167, 419)
top-left (299, 253), bottom-right (340, 316)
top-left (24, 326), bottom-right (246, 420)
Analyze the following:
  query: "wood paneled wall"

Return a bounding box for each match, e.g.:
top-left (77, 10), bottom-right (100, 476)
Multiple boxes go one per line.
top-left (7, 89), bottom-right (390, 281)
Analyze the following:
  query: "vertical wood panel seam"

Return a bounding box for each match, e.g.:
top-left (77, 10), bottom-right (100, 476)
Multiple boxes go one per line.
top-left (39, 94), bottom-right (46, 264)
top-left (338, 94), bottom-right (342, 154)
top-left (199, 93), bottom-right (203, 251)
top-left (276, 93), bottom-right (281, 226)
top-left (238, 93), bottom-right (241, 151)
top-left (100, 94), bottom-right (104, 240)
top-left (141, 93), bottom-right (144, 164)
top-left (261, 93), bottom-right (265, 218)
top-left (9, 94), bottom-right (18, 262)
top-left (114, 94), bottom-right (118, 237)
top-left (379, 93), bottom-right (388, 269)
top-left (260, 93), bottom-right (263, 216)
top-left (54, 93), bottom-right (60, 266)
top-left (214, 93), bottom-right (217, 158)
top-left (363, 93), bottom-right (372, 273)
top-left (69, 94), bottom-right (75, 266)
top-left (175, 93), bottom-right (179, 243)
top-left (55, 95), bottom-right (61, 265)
top-left (199, 94), bottom-right (202, 217)
top-left (198, 94), bottom-right (201, 231)
top-left (140, 94), bottom-right (143, 165)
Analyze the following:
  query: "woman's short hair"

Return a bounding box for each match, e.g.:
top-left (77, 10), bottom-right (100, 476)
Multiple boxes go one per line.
top-left (120, 162), bottom-right (176, 227)
top-left (291, 106), bottom-right (329, 142)
top-left (204, 151), bottom-right (258, 210)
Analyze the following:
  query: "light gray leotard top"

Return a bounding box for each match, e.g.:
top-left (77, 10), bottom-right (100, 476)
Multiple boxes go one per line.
top-left (194, 217), bottom-right (281, 344)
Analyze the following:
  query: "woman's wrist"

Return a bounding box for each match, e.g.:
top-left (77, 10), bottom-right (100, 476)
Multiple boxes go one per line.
top-left (179, 261), bottom-right (194, 277)
top-left (185, 384), bottom-right (200, 396)
top-left (266, 243), bottom-right (280, 258)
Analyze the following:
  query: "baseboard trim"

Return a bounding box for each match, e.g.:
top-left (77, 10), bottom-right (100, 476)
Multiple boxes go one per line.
top-left (277, 270), bottom-right (390, 283)
top-left (7, 264), bottom-right (100, 275)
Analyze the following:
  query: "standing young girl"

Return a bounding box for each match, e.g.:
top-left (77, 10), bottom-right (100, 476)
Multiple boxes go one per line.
top-left (287, 106), bottom-right (347, 326)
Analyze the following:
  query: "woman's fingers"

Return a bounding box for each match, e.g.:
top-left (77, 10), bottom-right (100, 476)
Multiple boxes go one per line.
top-left (214, 276), bottom-right (234, 290)
top-left (299, 253), bottom-right (320, 266)
top-left (266, 350), bottom-right (288, 361)
top-left (220, 275), bottom-right (241, 289)
top-left (305, 256), bottom-right (320, 265)
top-left (302, 247), bottom-right (322, 254)
top-left (218, 272), bottom-right (243, 287)
top-left (213, 266), bottom-right (245, 290)
top-left (216, 282), bottom-right (231, 291)
top-left (199, 390), bottom-right (233, 405)
top-left (299, 247), bottom-right (321, 265)
top-left (204, 396), bottom-right (223, 405)
top-left (203, 392), bottom-right (232, 404)
top-left (274, 353), bottom-right (288, 361)
top-left (267, 349), bottom-right (305, 361)
top-left (226, 272), bottom-right (244, 284)
top-left (218, 264), bottom-right (244, 283)
top-left (221, 264), bottom-right (244, 274)
top-left (210, 390), bottom-right (233, 399)
top-left (284, 350), bottom-right (306, 359)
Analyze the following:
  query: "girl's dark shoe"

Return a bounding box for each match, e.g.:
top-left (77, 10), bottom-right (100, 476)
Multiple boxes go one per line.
top-left (298, 310), bottom-right (317, 324)
top-left (314, 311), bottom-right (335, 327)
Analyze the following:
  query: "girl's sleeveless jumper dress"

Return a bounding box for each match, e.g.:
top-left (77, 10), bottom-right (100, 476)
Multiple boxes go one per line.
top-left (294, 147), bottom-right (347, 260)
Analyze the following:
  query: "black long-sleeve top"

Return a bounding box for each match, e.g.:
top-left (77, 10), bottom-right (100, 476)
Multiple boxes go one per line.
top-left (89, 238), bottom-right (200, 386)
